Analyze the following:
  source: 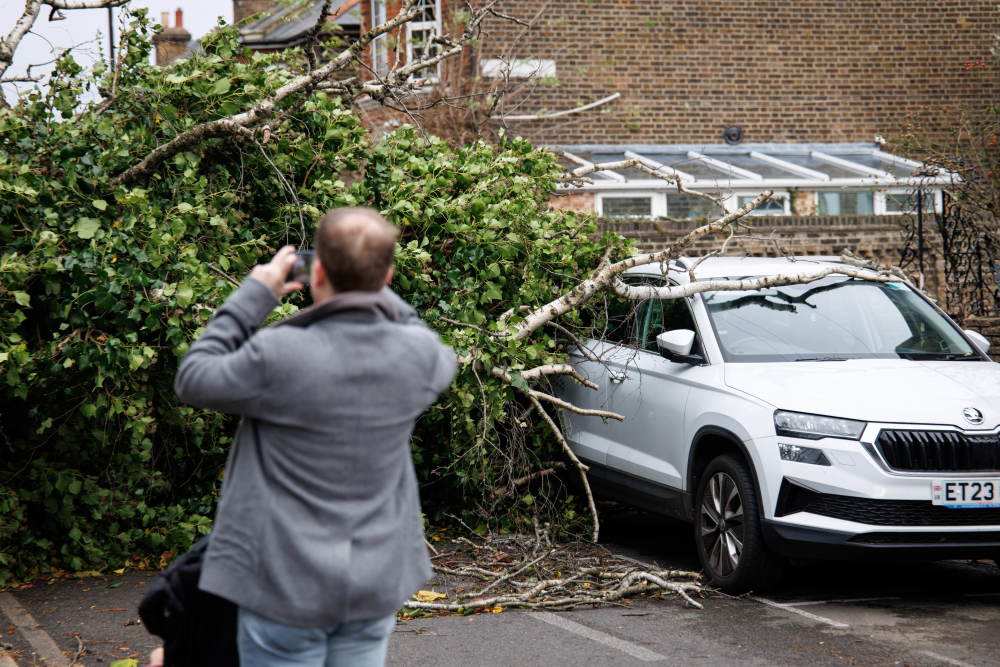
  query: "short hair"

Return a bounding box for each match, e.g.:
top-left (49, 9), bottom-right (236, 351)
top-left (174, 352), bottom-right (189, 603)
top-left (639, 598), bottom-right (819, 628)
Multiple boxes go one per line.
top-left (314, 208), bottom-right (399, 292)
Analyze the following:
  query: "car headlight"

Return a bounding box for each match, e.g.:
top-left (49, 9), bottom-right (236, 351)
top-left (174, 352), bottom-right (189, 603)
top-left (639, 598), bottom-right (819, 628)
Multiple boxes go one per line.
top-left (774, 410), bottom-right (866, 440)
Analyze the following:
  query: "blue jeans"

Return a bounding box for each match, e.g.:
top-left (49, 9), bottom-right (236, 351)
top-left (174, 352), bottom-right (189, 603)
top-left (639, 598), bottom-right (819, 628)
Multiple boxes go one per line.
top-left (237, 607), bottom-right (396, 667)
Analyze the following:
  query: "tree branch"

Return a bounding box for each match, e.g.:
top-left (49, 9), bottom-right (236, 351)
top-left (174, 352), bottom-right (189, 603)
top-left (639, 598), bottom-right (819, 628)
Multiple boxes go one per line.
top-left (518, 363), bottom-right (597, 390)
top-left (44, 0), bottom-right (130, 7)
top-left (0, 1), bottom-right (43, 93)
top-left (510, 192), bottom-right (773, 339)
top-left (303, 0), bottom-right (334, 71)
top-left (490, 367), bottom-right (623, 421)
top-left (112, 0), bottom-right (424, 186)
top-left (609, 263), bottom-right (900, 301)
top-left (527, 394), bottom-right (600, 542)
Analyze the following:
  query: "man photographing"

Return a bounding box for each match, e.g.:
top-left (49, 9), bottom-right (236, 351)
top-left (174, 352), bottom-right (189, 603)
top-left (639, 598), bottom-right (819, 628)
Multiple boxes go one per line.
top-left (174, 207), bottom-right (456, 666)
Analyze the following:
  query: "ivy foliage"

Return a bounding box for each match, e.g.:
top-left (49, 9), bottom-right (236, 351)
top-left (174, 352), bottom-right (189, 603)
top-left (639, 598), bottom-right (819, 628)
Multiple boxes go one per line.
top-left (0, 12), bottom-right (629, 585)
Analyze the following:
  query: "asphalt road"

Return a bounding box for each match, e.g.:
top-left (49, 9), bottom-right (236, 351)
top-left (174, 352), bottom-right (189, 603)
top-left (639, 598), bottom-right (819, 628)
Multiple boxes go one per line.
top-left (2, 508), bottom-right (998, 666)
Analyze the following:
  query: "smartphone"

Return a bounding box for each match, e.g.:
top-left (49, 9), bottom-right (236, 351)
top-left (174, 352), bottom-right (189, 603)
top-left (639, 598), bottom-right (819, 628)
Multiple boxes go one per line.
top-left (288, 249), bottom-right (315, 287)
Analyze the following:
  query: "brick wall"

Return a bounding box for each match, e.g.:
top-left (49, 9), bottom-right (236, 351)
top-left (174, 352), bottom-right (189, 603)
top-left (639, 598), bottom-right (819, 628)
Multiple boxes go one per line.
top-left (601, 215), bottom-right (913, 258)
top-left (478, 1), bottom-right (999, 145)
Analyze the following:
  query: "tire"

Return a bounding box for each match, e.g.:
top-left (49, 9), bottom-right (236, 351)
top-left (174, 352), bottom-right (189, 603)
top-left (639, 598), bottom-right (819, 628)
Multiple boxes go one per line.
top-left (694, 454), bottom-right (785, 593)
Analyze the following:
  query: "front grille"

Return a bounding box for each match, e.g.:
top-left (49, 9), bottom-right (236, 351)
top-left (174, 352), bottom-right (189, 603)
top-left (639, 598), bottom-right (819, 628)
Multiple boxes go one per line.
top-left (775, 479), bottom-right (1000, 526)
top-left (850, 531), bottom-right (1000, 545)
top-left (875, 429), bottom-right (1000, 472)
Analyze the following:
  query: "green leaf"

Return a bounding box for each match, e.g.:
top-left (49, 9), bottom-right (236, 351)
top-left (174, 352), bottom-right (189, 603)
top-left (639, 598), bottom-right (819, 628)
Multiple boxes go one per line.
top-left (73, 218), bottom-right (101, 239)
top-left (508, 371), bottom-right (530, 392)
top-left (176, 285), bottom-right (194, 307)
top-left (107, 581), bottom-right (124, 589)
top-left (80, 403), bottom-right (97, 418)
top-left (209, 77), bottom-right (231, 96)
top-left (13, 291), bottom-right (29, 307)
top-left (91, 199), bottom-right (108, 211)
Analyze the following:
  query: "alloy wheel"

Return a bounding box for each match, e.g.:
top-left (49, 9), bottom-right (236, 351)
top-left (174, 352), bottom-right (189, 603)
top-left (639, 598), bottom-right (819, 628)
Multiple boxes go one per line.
top-left (699, 472), bottom-right (745, 577)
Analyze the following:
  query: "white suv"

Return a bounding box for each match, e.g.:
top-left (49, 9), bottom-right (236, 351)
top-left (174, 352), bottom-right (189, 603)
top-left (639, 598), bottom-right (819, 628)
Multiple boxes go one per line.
top-left (557, 256), bottom-right (1000, 592)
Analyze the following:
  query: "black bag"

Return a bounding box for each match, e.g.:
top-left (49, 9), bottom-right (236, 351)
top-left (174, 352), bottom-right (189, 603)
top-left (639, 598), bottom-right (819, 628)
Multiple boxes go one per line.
top-left (138, 536), bottom-right (239, 666)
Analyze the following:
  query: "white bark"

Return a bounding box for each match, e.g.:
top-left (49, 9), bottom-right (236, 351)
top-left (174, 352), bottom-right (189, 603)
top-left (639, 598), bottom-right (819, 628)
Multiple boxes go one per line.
top-left (490, 366), bottom-right (622, 421)
top-left (45, 0), bottom-right (130, 7)
top-left (610, 264), bottom-right (899, 301)
top-left (0, 1), bottom-right (43, 89)
top-left (511, 192), bottom-right (772, 339)
top-left (1, 1), bottom-right (133, 93)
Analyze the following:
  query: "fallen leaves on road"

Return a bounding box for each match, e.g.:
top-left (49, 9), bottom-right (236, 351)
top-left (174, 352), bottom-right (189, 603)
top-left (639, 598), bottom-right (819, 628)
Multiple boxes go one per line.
top-left (413, 590), bottom-right (448, 603)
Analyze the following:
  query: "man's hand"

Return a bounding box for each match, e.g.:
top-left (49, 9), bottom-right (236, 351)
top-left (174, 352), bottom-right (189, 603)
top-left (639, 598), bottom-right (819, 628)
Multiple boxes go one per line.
top-left (249, 246), bottom-right (303, 298)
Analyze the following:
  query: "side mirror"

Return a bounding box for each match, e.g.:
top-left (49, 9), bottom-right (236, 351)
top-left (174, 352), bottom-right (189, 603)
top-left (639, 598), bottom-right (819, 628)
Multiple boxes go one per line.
top-left (964, 329), bottom-right (992, 354)
top-left (656, 329), bottom-right (704, 365)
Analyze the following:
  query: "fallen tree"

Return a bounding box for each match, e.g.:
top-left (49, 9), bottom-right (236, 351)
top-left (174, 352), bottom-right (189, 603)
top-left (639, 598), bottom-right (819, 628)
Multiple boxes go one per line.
top-left (0, 0), bottom-right (906, 583)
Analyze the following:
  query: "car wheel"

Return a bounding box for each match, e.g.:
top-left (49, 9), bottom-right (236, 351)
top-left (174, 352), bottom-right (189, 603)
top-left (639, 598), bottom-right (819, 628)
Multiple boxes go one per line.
top-left (694, 454), bottom-right (784, 593)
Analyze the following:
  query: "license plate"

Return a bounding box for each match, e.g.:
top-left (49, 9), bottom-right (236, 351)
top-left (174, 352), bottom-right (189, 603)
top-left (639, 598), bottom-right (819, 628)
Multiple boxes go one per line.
top-left (931, 479), bottom-right (1000, 508)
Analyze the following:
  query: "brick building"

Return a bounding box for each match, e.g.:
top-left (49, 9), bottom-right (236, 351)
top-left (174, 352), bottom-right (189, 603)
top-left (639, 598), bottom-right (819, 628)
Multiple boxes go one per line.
top-left (360, 1), bottom-right (999, 146)
top-left (355, 2), bottom-right (995, 223)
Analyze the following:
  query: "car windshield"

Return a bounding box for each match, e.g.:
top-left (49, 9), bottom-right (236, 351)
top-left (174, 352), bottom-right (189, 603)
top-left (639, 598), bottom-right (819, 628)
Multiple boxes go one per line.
top-left (702, 276), bottom-right (980, 362)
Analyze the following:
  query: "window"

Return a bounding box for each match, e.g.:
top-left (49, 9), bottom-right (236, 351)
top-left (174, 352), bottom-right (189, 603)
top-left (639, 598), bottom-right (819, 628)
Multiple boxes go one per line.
top-left (601, 196), bottom-right (653, 218)
top-left (736, 193), bottom-right (789, 216)
top-left (666, 193), bottom-right (718, 219)
top-left (635, 297), bottom-right (699, 352)
top-left (591, 295), bottom-right (638, 345)
top-left (702, 277), bottom-right (975, 362)
top-left (883, 189), bottom-right (937, 215)
top-left (817, 191), bottom-right (874, 215)
top-left (406, 0), bottom-right (441, 80)
top-left (371, 0), bottom-right (388, 75)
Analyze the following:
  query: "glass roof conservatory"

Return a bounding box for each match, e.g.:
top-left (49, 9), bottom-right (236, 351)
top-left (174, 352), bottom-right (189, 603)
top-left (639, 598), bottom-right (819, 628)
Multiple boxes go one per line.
top-left (552, 143), bottom-right (955, 218)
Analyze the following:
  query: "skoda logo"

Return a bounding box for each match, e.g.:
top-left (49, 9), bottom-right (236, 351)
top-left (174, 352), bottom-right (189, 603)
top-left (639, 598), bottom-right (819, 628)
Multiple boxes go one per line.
top-left (963, 407), bottom-right (984, 425)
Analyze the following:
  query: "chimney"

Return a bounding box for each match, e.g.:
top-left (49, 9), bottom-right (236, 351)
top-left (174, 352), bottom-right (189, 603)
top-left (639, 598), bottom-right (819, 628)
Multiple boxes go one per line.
top-left (152, 6), bottom-right (192, 66)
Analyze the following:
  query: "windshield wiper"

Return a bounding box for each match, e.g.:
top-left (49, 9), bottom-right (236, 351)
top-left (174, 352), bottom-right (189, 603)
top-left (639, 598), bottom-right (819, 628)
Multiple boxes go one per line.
top-left (897, 352), bottom-right (979, 361)
top-left (794, 356), bottom-right (848, 362)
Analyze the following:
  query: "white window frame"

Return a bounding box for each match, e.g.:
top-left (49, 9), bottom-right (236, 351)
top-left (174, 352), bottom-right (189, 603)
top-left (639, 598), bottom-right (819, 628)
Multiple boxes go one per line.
top-left (814, 189), bottom-right (876, 216)
top-left (731, 191), bottom-right (791, 216)
top-left (875, 188), bottom-right (942, 216)
top-left (597, 192), bottom-right (664, 218)
top-left (371, 0), bottom-right (389, 75)
top-left (406, 0), bottom-right (442, 81)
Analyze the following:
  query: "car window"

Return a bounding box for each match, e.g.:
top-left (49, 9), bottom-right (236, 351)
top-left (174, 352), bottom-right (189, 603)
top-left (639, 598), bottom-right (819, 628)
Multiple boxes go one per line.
top-left (590, 276), bottom-right (703, 353)
top-left (636, 297), bottom-right (699, 352)
top-left (591, 294), bottom-right (639, 344)
top-left (703, 277), bottom-right (978, 362)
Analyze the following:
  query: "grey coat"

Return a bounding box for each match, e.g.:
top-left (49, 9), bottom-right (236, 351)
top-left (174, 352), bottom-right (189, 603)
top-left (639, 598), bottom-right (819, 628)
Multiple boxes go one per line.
top-left (174, 278), bottom-right (455, 627)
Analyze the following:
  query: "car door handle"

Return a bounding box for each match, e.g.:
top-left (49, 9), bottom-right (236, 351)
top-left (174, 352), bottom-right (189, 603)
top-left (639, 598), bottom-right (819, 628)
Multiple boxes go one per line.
top-left (609, 373), bottom-right (629, 383)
